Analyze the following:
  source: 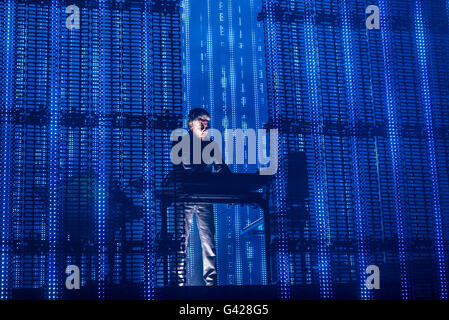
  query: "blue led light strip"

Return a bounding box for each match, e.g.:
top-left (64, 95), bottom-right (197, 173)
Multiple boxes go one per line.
top-left (206, 0), bottom-right (215, 128)
top-left (414, 0), bottom-right (448, 300)
top-left (226, 0), bottom-right (243, 285)
top-left (263, 0), bottom-right (290, 299)
top-left (47, 0), bottom-right (61, 300)
top-left (181, 0), bottom-right (195, 280)
top-left (340, 0), bottom-right (370, 300)
top-left (378, 0), bottom-right (409, 299)
top-left (0, 0), bottom-right (15, 300)
top-left (141, 0), bottom-right (155, 300)
top-left (96, 0), bottom-right (108, 299)
top-left (249, 0), bottom-right (266, 284)
top-left (289, 0), bottom-right (305, 288)
top-left (182, 0), bottom-right (192, 115)
top-left (303, 0), bottom-right (332, 299)
top-left (249, 0), bottom-right (261, 133)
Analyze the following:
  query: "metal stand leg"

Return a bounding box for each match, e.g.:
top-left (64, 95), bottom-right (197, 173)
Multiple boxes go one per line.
top-left (262, 201), bottom-right (271, 284)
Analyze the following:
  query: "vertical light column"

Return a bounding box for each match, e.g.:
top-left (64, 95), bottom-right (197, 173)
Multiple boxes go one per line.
top-left (303, 0), bottom-right (332, 299)
top-left (47, 0), bottom-right (61, 300)
top-left (204, 0), bottom-right (220, 285)
top-left (447, 0), bottom-right (449, 25)
top-left (206, 0), bottom-right (215, 126)
top-left (226, 0), bottom-right (242, 285)
top-left (0, 0), bottom-right (15, 300)
top-left (249, 0), bottom-right (266, 284)
top-left (340, 0), bottom-right (370, 300)
top-left (182, 0), bottom-right (192, 115)
top-left (141, 0), bottom-right (155, 300)
top-left (95, 0), bottom-right (108, 299)
top-left (378, 0), bottom-right (409, 299)
top-left (263, 0), bottom-right (290, 299)
top-left (414, 0), bottom-right (447, 300)
top-left (249, 0), bottom-right (261, 132)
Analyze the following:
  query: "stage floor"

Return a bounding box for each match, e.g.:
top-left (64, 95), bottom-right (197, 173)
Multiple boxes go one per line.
top-left (10, 282), bottom-right (409, 300)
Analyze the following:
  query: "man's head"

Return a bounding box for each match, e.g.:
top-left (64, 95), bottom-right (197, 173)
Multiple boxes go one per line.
top-left (188, 108), bottom-right (210, 139)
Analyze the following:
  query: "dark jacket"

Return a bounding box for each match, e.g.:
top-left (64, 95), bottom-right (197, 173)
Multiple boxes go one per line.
top-left (173, 130), bottom-right (231, 176)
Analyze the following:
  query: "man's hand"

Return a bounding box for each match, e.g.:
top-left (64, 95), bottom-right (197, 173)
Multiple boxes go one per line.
top-left (191, 118), bottom-right (209, 139)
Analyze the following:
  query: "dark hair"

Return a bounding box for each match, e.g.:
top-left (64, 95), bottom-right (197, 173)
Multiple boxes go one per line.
top-left (187, 108), bottom-right (210, 123)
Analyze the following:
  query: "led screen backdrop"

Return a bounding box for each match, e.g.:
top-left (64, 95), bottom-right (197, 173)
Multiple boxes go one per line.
top-left (261, 0), bottom-right (449, 299)
top-left (0, 0), bottom-right (185, 300)
top-left (180, 0), bottom-right (269, 287)
top-left (0, 0), bottom-right (448, 300)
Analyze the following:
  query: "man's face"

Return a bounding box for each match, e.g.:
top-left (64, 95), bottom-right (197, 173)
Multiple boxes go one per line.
top-left (189, 115), bottom-right (210, 139)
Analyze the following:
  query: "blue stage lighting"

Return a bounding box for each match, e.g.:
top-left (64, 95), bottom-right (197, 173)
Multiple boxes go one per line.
top-left (47, 0), bottom-right (61, 300)
top-left (340, 0), bottom-right (370, 300)
top-left (0, 0), bottom-right (16, 301)
top-left (378, 0), bottom-right (409, 299)
top-left (414, 0), bottom-right (448, 300)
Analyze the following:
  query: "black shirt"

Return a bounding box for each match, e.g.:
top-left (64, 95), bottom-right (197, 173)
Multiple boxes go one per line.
top-left (173, 130), bottom-right (231, 176)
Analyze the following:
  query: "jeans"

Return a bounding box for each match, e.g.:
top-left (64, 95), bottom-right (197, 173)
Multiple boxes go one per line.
top-left (178, 203), bottom-right (217, 286)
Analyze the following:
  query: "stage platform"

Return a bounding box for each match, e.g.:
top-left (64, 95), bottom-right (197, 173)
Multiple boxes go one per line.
top-left (10, 282), bottom-right (407, 300)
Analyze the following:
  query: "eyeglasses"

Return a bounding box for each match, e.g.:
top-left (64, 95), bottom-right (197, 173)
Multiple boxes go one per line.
top-left (196, 117), bottom-right (210, 123)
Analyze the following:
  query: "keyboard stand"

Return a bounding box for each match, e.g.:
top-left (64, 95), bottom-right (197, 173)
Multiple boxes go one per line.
top-left (158, 189), bottom-right (272, 286)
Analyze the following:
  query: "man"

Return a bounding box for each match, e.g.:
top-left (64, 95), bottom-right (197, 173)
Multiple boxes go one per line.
top-left (173, 108), bottom-right (230, 286)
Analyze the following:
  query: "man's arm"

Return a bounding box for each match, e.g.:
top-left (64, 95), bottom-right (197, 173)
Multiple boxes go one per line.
top-left (209, 140), bottom-right (231, 174)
